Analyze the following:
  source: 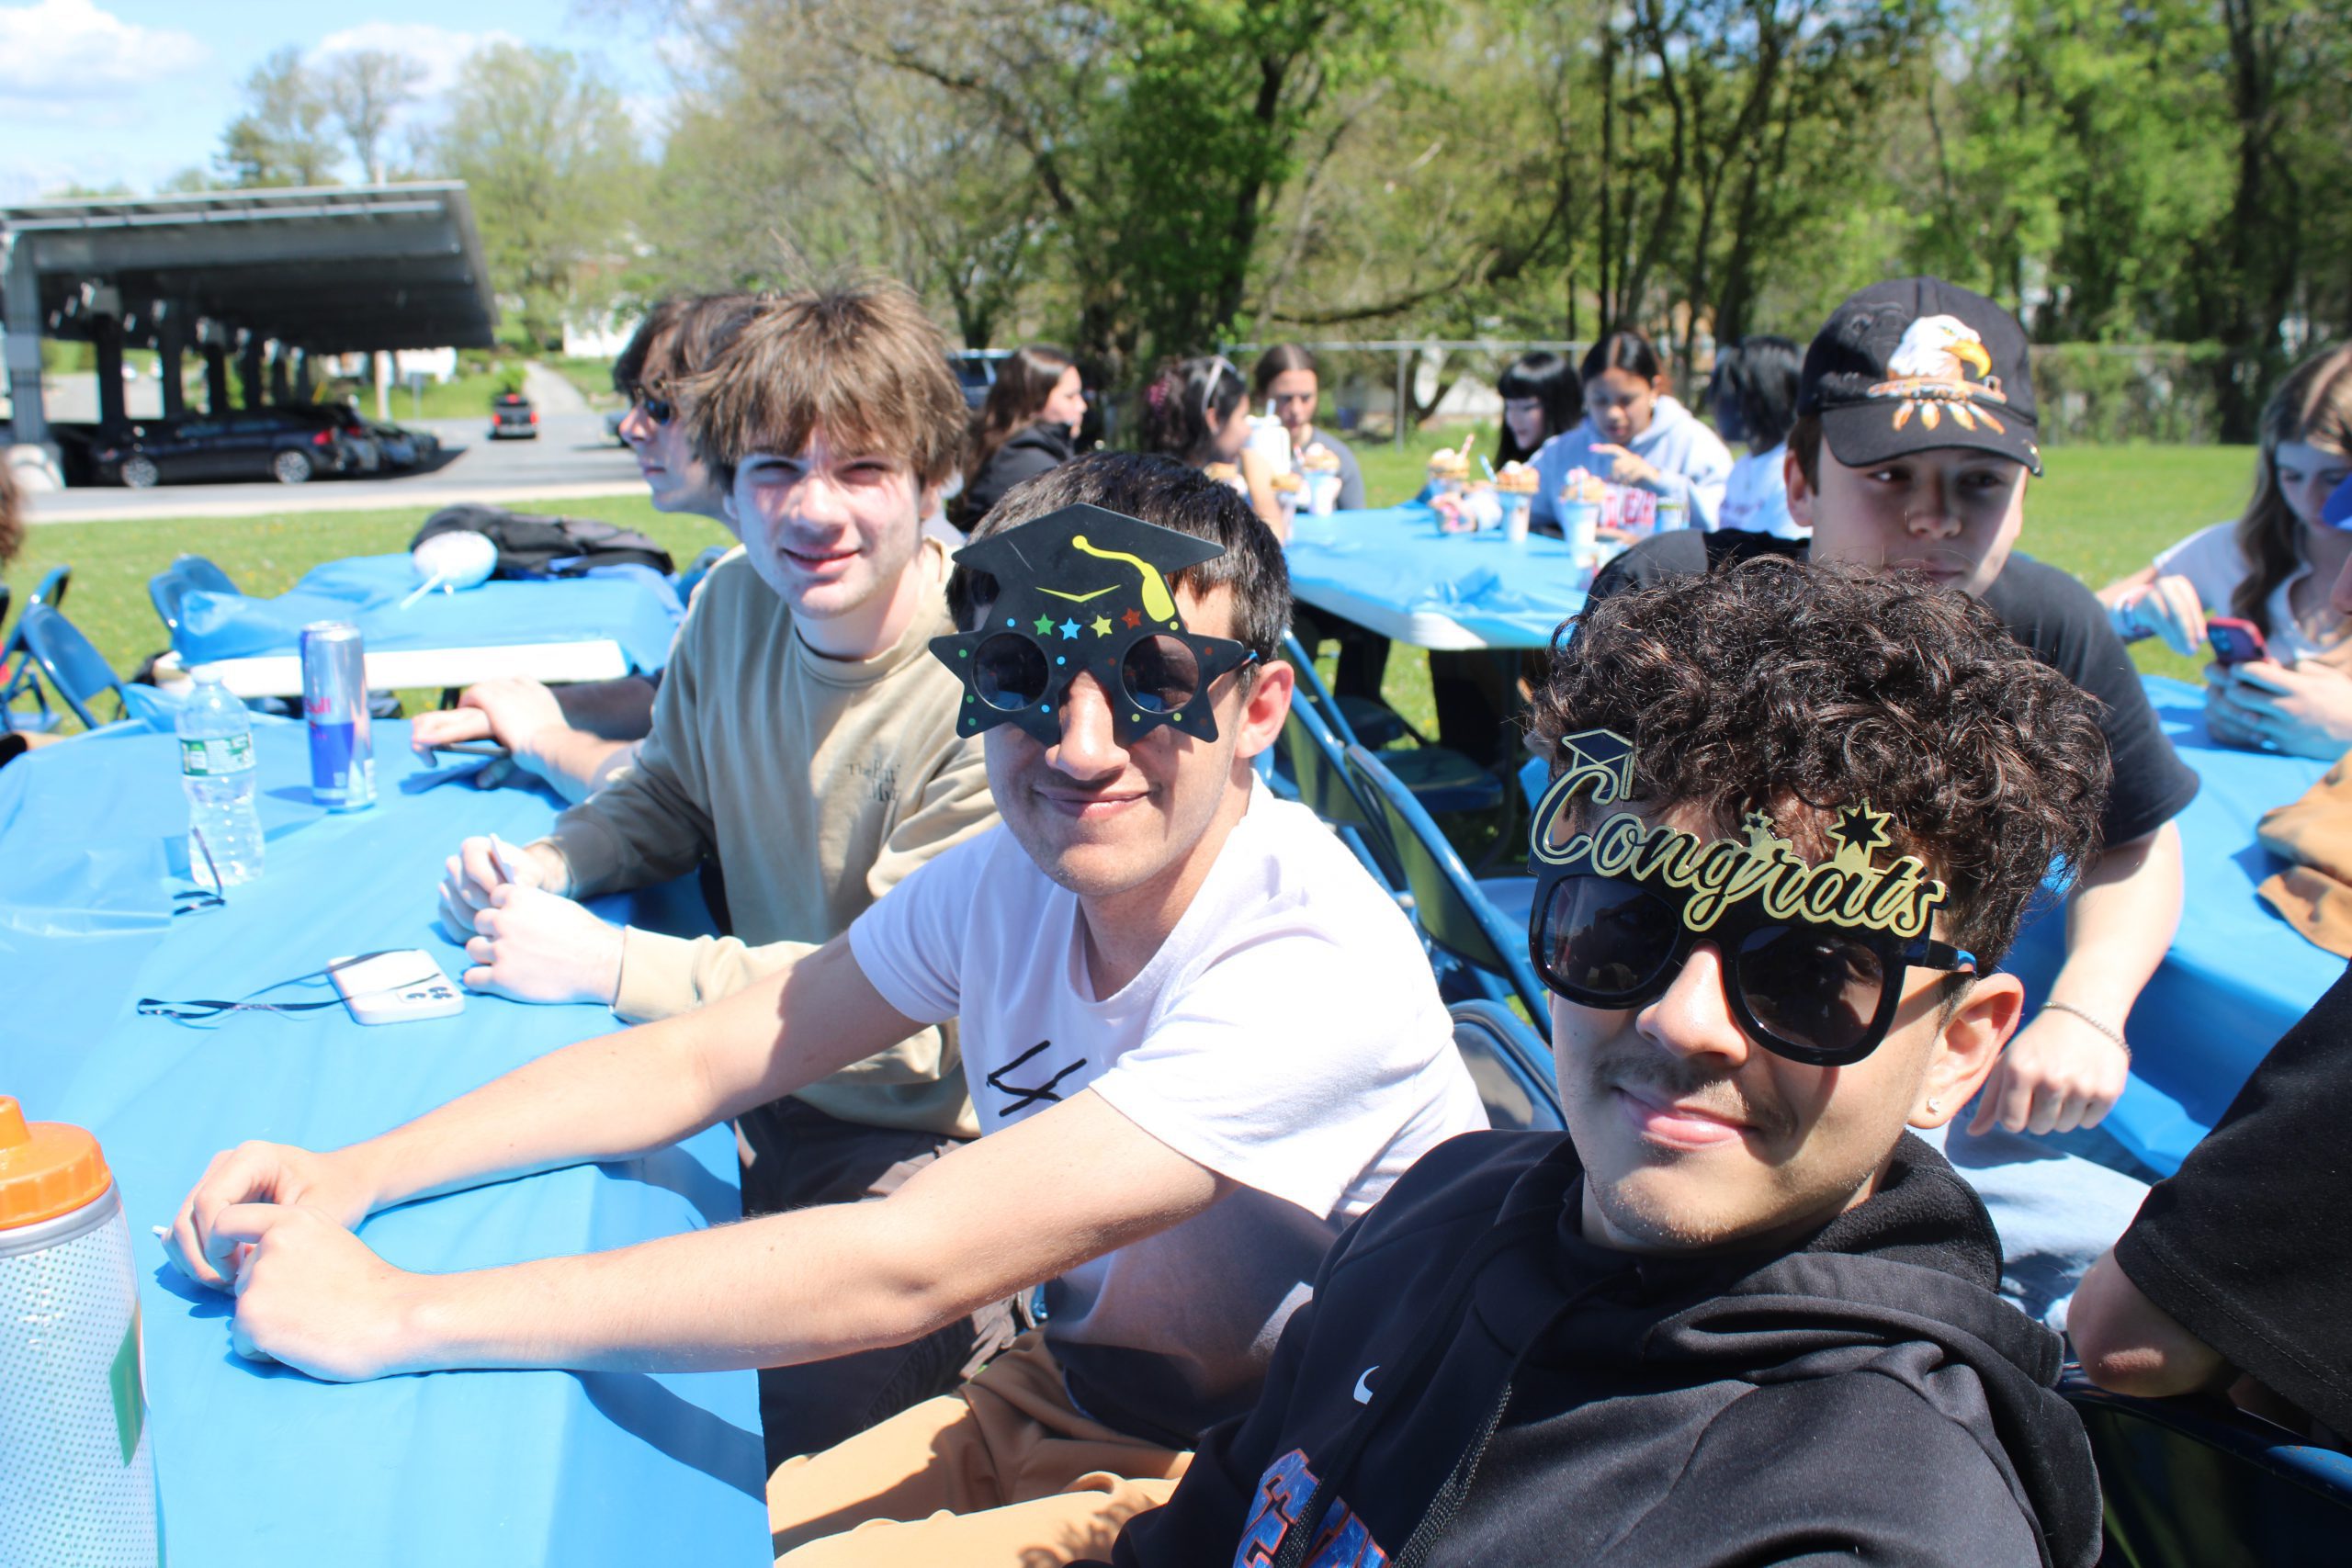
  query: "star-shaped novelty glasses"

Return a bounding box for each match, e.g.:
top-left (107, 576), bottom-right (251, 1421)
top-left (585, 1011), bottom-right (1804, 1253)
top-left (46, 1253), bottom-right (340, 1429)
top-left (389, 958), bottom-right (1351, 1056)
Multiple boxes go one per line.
top-left (931, 503), bottom-right (1257, 746)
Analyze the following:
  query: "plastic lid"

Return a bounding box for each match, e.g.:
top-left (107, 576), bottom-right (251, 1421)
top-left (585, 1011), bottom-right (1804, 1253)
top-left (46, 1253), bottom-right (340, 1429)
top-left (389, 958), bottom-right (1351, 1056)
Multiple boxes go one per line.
top-left (0, 1096), bottom-right (112, 1229)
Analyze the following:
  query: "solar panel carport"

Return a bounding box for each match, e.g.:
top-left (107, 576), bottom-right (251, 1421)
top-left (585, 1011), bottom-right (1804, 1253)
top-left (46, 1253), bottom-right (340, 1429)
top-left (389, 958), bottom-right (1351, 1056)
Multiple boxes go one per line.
top-left (1, 182), bottom-right (497, 453)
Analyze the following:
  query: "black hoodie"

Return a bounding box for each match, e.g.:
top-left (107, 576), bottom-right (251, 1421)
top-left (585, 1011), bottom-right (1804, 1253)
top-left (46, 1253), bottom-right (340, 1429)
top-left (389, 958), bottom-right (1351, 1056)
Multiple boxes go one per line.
top-left (1103, 1131), bottom-right (2101, 1568)
top-left (961, 420), bottom-right (1078, 527)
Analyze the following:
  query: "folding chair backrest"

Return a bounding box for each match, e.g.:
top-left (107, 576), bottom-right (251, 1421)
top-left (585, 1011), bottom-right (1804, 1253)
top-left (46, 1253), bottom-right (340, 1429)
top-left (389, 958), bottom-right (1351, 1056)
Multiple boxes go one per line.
top-left (1278, 699), bottom-right (1405, 891)
top-left (1281, 628), bottom-right (1363, 750)
top-left (149, 565), bottom-right (198, 643)
top-left (1449, 1000), bottom-right (1564, 1131)
top-left (170, 555), bottom-right (238, 596)
top-left (2064, 1376), bottom-right (2352, 1567)
top-left (1347, 741), bottom-right (1549, 1021)
top-left (15, 604), bottom-right (131, 729)
top-left (28, 563), bottom-right (70, 613)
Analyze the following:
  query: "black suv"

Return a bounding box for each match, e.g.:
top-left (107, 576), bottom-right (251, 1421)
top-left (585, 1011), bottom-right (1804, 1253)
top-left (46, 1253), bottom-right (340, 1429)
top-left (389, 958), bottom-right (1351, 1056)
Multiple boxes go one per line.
top-left (96, 411), bottom-right (356, 488)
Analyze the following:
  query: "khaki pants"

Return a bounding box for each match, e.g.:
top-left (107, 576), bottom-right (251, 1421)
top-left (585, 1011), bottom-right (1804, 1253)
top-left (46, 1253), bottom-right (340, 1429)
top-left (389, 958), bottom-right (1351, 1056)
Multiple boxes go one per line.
top-left (767, 1331), bottom-right (1191, 1567)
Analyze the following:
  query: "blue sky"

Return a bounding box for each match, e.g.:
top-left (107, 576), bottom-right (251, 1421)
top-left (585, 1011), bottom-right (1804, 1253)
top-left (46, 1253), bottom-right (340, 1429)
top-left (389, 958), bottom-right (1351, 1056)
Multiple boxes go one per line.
top-left (0, 0), bottom-right (673, 202)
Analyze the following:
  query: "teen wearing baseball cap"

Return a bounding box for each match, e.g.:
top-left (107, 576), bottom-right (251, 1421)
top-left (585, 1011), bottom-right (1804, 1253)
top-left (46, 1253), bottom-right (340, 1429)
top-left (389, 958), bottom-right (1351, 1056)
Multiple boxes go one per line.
top-left (1586, 276), bottom-right (2199, 1328)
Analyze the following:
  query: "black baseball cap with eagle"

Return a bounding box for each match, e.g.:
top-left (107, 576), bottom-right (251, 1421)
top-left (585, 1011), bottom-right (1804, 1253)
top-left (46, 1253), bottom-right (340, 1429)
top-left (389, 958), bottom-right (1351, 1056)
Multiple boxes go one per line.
top-left (1798, 276), bottom-right (2041, 477)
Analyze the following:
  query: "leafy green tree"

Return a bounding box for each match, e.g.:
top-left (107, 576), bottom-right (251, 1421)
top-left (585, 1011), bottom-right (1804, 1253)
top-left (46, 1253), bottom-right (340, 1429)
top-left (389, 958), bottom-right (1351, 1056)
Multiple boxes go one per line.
top-left (216, 47), bottom-right (339, 188)
top-left (429, 42), bottom-right (650, 347)
top-left (322, 49), bottom-right (429, 185)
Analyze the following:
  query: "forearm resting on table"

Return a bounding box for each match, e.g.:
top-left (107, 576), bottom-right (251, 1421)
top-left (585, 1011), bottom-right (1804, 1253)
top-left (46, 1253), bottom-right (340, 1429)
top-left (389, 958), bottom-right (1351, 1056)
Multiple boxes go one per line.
top-left (344, 941), bottom-right (911, 1211)
top-left (2052, 824), bottom-right (2182, 1021)
top-left (521, 729), bottom-right (638, 806)
top-left (2070, 1252), bottom-right (2229, 1398)
top-left (387, 1090), bottom-right (1229, 1375)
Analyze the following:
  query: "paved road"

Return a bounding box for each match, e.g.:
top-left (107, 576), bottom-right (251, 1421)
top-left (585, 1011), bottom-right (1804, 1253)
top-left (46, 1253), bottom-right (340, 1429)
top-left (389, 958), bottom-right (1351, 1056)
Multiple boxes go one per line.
top-left (23, 410), bottom-right (642, 525)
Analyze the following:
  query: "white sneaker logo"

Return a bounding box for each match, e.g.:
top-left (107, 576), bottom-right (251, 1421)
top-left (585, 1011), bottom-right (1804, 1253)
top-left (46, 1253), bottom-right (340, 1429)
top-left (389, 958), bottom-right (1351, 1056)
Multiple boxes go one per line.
top-left (1351, 1365), bottom-right (1378, 1404)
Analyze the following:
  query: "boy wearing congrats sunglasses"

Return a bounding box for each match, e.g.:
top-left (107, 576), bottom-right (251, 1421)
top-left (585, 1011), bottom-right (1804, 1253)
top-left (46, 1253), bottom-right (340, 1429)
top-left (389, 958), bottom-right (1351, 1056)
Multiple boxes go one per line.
top-left (168, 453), bottom-right (1485, 1567)
top-left (1098, 559), bottom-right (2106, 1568)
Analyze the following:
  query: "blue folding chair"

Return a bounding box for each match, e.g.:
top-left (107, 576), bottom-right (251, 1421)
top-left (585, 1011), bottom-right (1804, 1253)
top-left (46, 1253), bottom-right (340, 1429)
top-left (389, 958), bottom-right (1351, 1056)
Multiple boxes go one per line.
top-left (1449, 1000), bottom-right (1564, 1131)
top-left (0, 581), bottom-right (57, 733)
top-left (2063, 1373), bottom-right (2352, 1566)
top-left (170, 555), bottom-right (237, 596)
top-left (10, 604), bottom-right (133, 729)
top-left (1272, 695), bottom-right (1408, 899)
top-left (1347, 742), bottom-right (1548, 1030)
top-left (28, 563), bottom-right (70, 612)
top-left (149, 556), bottom-right (242, 647)
top-left (1283, 630), bottom-right (1502, 816)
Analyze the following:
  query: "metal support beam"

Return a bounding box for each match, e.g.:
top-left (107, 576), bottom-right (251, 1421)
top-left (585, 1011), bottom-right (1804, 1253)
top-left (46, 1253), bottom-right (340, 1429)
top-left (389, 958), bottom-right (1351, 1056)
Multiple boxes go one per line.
top-left (92, 305), bottom-right (126, 431)
top-left (157, 300), bottom-right (187, 420)
top-left (203, 338), bottom-right (230, 415)
top-left (237, 333), bottom-right (264, 409)
top-left (266, 344), bottom-right (290, 404)
top-left (291, 347), bottom-right (315, 401)
top-left (2, 232), bottom-right (48, 446)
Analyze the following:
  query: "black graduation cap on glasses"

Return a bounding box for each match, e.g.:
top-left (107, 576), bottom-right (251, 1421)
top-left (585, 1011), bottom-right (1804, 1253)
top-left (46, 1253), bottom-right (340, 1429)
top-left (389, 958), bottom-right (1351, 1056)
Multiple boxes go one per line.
top-left (930, 502), bottom-right (1255, 747)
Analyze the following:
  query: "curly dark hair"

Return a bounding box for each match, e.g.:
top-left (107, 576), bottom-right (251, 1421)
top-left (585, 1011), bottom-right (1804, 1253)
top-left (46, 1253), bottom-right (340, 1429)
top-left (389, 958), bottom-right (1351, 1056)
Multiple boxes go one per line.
top-left (1532, 557), bottom-right (2110, 966)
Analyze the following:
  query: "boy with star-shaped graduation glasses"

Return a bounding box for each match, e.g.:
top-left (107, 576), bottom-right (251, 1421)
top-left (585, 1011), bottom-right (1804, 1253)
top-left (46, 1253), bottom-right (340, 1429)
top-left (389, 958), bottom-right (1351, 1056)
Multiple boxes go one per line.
top-left (1095, 558), bottom-right (2111, 1568)
top-left (163, 451), bottom-right (1487, 1568)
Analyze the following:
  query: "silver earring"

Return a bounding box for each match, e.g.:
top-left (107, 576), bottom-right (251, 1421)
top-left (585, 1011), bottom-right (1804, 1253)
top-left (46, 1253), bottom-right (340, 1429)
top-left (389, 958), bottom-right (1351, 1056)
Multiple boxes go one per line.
top-left (1926, 1098), bottom-right (1943, 1114)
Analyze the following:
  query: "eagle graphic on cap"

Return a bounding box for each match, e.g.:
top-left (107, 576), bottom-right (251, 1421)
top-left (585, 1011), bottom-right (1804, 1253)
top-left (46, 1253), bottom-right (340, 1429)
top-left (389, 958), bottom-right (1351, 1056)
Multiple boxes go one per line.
top-left (1869, 315), bottom-right (2009, 435)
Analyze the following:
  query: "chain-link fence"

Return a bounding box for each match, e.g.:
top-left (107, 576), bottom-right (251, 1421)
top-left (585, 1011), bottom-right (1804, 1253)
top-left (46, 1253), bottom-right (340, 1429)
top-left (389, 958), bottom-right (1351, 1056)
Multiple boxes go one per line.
top-left (1229, 338), bottom-right (2234, 446)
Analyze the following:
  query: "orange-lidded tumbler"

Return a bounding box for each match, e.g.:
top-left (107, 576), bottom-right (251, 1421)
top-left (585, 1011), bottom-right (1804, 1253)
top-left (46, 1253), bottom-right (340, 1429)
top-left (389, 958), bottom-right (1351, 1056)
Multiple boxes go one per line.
top-left (0, 1095), bottom-right (160, 1565)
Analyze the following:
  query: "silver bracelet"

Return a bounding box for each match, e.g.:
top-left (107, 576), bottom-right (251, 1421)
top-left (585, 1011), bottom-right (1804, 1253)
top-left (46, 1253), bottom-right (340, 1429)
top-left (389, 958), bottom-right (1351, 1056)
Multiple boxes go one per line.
top-left (2041, 1000), bottom-right (2129, 1054)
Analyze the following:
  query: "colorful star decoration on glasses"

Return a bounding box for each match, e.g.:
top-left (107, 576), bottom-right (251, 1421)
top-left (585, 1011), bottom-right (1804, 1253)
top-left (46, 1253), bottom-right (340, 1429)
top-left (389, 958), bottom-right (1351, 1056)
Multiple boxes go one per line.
top-left (1830, 802), bottom-right (1895, 862)
top-left (928, 503), bottom-right (1255, 748)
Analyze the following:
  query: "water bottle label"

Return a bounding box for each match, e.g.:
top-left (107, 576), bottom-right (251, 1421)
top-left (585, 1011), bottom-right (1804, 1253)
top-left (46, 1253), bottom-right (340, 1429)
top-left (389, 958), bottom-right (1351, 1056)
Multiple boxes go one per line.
top-left (179, 735), bottom-right (254, 776)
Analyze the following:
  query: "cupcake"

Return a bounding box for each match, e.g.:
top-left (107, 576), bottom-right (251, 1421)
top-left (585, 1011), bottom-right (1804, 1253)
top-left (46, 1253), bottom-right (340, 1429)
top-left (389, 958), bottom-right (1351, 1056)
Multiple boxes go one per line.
top-left (1494, 461), bottom-right (1539, 495)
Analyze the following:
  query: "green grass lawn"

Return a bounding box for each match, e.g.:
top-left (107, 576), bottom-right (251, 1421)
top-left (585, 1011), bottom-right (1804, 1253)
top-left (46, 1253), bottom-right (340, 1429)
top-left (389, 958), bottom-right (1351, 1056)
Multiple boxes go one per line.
top-left (3, 440), bottom-right (2256, 736)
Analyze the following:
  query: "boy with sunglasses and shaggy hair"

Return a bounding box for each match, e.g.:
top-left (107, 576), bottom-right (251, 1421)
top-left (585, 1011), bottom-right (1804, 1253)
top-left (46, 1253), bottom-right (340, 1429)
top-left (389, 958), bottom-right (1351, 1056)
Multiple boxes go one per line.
top-left (1099, 558), bottom-right (2109, 1568)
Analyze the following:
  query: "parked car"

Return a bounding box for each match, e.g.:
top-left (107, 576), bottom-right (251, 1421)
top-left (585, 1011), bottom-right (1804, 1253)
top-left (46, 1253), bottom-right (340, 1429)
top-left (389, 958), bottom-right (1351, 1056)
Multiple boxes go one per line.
top-left (276, 403), bottom-right (382, 473)
top-left (95, 411), bottom-right (355, 488)
top-left (490, 392), bottom-right (538, 440)
top-left (367, 421), bottom-right (440, 469)
top-left (948, 350), bottom-right (1014, 411)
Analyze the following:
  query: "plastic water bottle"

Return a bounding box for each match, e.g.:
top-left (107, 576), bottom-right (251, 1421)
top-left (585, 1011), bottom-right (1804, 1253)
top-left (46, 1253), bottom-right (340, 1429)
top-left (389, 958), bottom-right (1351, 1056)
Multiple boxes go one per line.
top-left (0, 1096), bottom-right (161, 1565)
top-left (175, 674), bottom-right (263, 887)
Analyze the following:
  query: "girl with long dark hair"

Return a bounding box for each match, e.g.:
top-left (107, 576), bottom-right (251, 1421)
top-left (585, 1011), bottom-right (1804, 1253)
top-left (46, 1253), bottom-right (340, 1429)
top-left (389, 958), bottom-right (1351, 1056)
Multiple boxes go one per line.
top-left (1495, 351), bottom-right (1583, 468)
top-left (1251, 344), bottom-right (1364, 511)
top-left (1138, 355), bottom-right (1286, 536)
top-left (959, 345), bottom-right (1088, 528)
top-left (2101, 344), bottom-right (2352, 756)
top-left (1527, 329), bottom-right (1732, 530)
top-left (1708, 334), bottom-right (1804, 537)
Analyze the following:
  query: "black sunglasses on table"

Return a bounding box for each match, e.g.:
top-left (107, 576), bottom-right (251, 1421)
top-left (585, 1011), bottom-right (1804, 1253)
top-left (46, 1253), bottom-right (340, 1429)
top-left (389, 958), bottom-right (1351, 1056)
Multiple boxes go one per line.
top-left (1529, 869), bottom-right (1978, 1067)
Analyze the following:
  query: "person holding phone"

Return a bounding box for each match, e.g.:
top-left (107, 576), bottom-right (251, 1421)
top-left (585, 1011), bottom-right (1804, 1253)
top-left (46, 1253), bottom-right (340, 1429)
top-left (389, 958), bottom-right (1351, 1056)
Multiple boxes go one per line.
top-left (2098, 345), bottom-right (2352, 758)
top-left (1527, 330), bottom-right (1734, 532)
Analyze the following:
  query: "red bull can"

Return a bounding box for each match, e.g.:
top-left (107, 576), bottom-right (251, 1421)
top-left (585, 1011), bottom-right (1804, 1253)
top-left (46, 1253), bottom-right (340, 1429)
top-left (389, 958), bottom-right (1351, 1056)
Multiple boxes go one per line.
top-left (300, 621), bottom-right (375, 810)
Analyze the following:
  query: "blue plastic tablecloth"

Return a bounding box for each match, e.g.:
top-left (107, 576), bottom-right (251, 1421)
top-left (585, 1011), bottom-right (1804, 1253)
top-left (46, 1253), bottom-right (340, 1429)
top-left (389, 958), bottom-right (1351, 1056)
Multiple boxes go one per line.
top-left (0, 720), bottom-right (766, 1568)
top-left (1285, 505), bottom-right (1590, 649)
top-left (175, 556), bottom-right (685, 672)
top-left (2001, 676), bottom-right (2344, 1176)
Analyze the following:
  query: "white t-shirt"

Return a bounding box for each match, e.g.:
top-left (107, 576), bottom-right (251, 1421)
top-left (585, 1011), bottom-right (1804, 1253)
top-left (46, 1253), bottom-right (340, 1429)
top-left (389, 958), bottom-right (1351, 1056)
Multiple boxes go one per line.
top-left (2153, 520), bottom-right (2340, 664)
top-left (1718, 445), bottom-right (1804, 538)
top-left (848, 783), bottom-right (1487, 1442)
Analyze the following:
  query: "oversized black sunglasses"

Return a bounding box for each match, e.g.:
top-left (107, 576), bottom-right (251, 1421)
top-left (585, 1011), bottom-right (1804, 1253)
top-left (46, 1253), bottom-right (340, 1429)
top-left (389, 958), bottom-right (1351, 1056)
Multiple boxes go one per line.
top-left (625, 384), bottom-right (675, 425)
top-left (1530, 871), bottom-right (1977, 1066)
top-left (964, 626), bottom-right (1256, 744)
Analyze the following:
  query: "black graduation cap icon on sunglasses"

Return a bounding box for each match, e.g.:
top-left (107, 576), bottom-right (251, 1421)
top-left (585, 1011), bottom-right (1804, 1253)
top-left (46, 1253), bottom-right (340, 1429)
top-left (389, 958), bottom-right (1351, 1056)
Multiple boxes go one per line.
top-left (931, 503), bottom-right (1257, 746)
